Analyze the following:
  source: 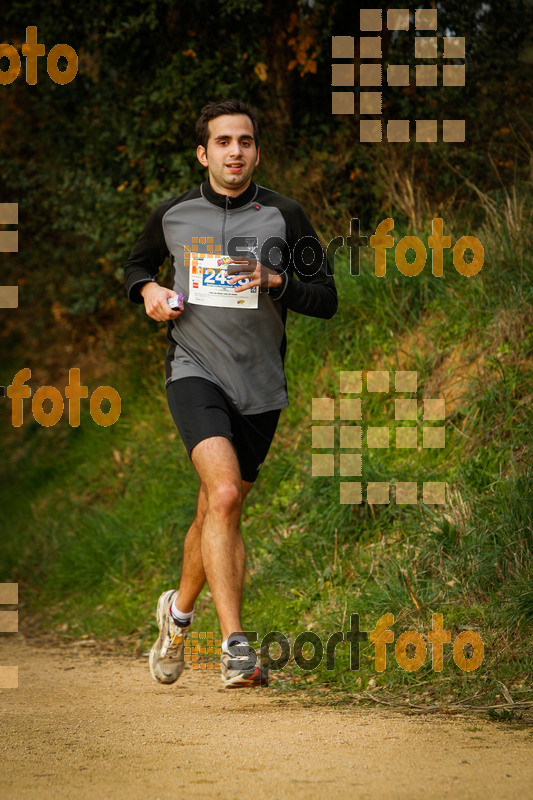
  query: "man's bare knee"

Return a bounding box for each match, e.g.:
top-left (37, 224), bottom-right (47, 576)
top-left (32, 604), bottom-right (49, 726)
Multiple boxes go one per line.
top-left (207, 482), bottom-right (242, 518)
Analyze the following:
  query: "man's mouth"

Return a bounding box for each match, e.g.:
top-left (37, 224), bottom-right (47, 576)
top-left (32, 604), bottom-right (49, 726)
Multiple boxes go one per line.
top-left (226, 163), bottom-right (244, 172)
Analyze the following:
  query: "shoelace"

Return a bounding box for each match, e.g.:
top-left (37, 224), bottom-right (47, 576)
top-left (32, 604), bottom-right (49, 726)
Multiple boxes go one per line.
top-left (161, 622), bottom-right (186, 659)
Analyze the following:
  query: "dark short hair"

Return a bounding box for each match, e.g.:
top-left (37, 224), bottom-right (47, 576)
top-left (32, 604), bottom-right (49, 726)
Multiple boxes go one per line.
top-left (196, 99), bottom-right (260, 151)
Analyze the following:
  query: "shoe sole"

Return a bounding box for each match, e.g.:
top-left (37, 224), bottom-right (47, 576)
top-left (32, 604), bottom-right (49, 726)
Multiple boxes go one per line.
top-left (149, 590), bottom-right (184, 684)
top-left (221, 666), bottom-right (268, 688)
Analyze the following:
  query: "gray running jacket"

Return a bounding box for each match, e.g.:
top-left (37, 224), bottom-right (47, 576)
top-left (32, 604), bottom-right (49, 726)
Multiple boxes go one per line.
top-left (124, 179), bottom-right (337, 413)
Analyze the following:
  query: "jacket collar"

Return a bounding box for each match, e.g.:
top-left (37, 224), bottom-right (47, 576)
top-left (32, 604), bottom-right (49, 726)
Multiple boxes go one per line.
top-left (201, 179), bottom-right (258, 209)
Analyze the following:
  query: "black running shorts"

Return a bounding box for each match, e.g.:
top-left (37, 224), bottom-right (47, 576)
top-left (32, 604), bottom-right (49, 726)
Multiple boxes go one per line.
top-left (166, 377), bottom-right (282, 483)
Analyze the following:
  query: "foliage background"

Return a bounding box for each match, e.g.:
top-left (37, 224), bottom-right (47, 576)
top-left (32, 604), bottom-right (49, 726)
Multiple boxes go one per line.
top-left (2, 0), bottom-right (532, 325)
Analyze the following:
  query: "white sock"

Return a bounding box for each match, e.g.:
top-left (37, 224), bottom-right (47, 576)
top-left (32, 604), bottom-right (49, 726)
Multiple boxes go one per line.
top-left (222, 634), bottom-right (249, 652)
top-left (170, 598), bottom-right (194, 626)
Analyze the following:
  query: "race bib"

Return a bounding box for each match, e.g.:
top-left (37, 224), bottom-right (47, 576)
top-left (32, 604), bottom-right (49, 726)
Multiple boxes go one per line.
top-left (188, 256), bottom-right (258, 309)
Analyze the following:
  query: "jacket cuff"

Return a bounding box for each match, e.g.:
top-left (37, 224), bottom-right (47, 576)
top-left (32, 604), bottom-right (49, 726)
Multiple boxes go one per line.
top-left (128, 277), bottom-right (156, 304)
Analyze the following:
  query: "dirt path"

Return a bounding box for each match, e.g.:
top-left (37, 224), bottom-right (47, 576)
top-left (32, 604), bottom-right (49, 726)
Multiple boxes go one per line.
top-left (0, 636), bottom-right (531, 800)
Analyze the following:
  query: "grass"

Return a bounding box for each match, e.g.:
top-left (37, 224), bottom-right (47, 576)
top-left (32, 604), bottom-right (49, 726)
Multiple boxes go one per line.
top-left (0, 190), bottom-right (532, 719)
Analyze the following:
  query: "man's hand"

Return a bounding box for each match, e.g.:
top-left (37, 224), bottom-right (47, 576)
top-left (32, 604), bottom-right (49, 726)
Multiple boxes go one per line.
top-left (226, 258), bottom-right (283, 293)
top-left (140, 282), bottom-right (183, 321)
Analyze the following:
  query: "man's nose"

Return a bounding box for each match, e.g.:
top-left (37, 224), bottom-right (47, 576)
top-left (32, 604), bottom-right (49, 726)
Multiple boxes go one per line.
top-left (229, 140), bottom-right (243, 157)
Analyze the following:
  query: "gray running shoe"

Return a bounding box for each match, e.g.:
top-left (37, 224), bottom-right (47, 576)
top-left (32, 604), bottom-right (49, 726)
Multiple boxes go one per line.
top-left (149, 590), bottom-right (190, 684)
top-left (220, 643), bottom-right (268, 688)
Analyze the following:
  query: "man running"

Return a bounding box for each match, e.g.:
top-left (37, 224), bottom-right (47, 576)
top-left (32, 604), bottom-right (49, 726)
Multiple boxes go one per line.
top-left (124, 99), bottom-right (337, 687)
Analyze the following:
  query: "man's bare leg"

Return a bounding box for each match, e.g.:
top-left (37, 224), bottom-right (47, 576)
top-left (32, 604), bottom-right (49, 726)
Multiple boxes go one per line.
top-left (175, 436), bottom-right (254, 640)
top-left (172, 485), bottom-right (208, 614)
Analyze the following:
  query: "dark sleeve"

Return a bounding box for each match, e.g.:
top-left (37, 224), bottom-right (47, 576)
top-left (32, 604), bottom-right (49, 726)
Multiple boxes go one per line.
top-left (124, 204), bottom-right (170, 304)
top-left (269, 200), bottom-right (337, 320)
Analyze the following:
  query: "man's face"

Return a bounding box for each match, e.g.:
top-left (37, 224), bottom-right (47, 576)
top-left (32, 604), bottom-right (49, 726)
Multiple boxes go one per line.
top-left (196, 113), bottom-right (259, 196)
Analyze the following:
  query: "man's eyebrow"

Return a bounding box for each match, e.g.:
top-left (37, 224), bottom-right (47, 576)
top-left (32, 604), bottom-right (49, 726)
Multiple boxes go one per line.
top-left (213, 134), bottom-right (254, 141)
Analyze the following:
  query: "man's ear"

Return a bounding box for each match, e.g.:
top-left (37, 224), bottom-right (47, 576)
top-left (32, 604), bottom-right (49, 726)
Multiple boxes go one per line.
top-left (255, 145), bottom-right (260, 167)
top-left (197, 145), bottom-right (208, 167)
